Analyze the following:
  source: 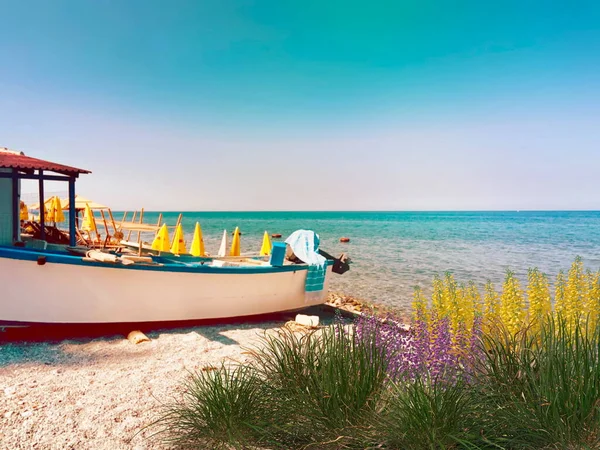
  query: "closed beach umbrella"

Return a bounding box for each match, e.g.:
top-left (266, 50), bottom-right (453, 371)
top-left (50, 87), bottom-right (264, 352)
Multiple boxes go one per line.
top-left (217, 229), bottom-right (227, 257)
top-left (45, 197), bottom-right (55, 223)
top-left (47, 196), bottom-right (65, 223)
top-left (190, 222), bottom-right (205, 257)
top-left (170, 223), bottom-right (187, 255)
top-left (19, 202), bottom-right (28, 221)
top-left (55, 197), bottom-right (65, 223)
top-left (230, 227), bottom-right (241, 256)
top-left (151, 224), bottom-right (170, 251)
top-left (45, 200), bottom-right (55, 223)
top-left (260, 231), bottom-right (272, 256)
top-left (81, 203), bottom-right (97, 233)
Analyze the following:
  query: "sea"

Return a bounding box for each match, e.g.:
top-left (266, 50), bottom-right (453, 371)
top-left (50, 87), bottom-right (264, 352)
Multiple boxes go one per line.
top-left (120, 211), bottom-right (600, 311)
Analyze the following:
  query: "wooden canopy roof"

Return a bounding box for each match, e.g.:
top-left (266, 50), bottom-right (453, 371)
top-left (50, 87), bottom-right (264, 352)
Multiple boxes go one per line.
top-left (0, 148), bottom-right (90, 177)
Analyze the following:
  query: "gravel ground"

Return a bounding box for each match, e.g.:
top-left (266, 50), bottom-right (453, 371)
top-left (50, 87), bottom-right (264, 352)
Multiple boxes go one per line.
top-left (0, 319), bottom-right (290, 450)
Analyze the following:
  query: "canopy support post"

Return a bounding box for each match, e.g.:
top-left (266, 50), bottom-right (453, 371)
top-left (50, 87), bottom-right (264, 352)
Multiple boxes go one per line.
top-left (38, 170), bottom-right (45, 241)
top-left (68, 177), bottom-right (76, 247)
top-left (12, 169), bottom-right (19, 243)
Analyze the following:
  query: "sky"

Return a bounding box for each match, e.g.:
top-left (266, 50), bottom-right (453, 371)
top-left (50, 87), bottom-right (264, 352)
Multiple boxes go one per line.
top-left (1, 0), bottom-right (600, 211)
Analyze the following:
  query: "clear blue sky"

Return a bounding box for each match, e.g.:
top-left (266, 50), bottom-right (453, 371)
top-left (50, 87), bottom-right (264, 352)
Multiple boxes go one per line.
top-left (1, 0), bottom-right (599, 210)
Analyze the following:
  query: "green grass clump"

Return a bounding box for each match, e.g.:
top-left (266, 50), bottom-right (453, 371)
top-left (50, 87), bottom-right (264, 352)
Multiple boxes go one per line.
top-left (155, 364), bottom-right (271, 449)
top-left (382, 377), bottom-right (477, 450)
top-left (153, 323), bottom-right (392, 449)
top-left (247, 322), bottom-right (391, 448)
top-left (474, 315), bottom-right (600, 449)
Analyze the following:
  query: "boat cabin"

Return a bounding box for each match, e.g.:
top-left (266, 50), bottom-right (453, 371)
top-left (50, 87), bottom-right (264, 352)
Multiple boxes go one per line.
top-left (0, 147), bottom-right (90, 247)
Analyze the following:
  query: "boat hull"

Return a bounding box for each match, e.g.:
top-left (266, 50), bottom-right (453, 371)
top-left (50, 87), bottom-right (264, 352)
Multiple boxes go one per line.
top-left (0, 247), bottom-right (331, 324)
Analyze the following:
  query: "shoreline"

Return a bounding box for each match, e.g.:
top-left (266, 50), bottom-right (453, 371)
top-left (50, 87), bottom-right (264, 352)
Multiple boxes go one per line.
top-left (326, 292), bottom-right (411, 322)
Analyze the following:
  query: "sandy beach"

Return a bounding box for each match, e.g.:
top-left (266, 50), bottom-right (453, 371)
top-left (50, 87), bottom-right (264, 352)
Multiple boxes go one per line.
top-left (0, 310), bottom-right (328, 450)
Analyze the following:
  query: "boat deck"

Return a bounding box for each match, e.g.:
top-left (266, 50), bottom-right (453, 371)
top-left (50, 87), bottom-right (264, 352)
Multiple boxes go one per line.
top-left (0, 245), bottom-right (320, 274)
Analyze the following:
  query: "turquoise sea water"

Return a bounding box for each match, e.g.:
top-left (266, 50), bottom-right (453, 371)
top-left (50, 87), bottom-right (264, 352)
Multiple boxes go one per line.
top-left (119, 211), bottom-right (600, 310)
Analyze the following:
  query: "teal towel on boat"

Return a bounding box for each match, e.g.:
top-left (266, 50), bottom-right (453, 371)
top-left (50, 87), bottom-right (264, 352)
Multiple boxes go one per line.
top-left (285, 230), bottom-right (326, 267)
top-left (284, 230), bottom-right (327, 301)
top-left (305, 265), bottom-right (326, 293)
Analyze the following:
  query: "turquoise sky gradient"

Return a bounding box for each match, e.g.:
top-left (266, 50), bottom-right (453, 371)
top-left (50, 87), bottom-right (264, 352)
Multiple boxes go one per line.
top-left (1, 1), bottom-right (599, 210)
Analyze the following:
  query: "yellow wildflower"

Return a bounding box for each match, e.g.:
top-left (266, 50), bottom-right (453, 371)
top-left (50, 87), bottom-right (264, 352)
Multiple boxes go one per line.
top-left (460, 281), bottom-right (480, 335)
top-left (500, 270), bottom-right (525, 335)
top-left (527, 268), bottom-right (551, 333)
top-left (554, 269), bottom-right (567, 316)
top-left (412, 286), bottom-right (428, 327)
top-left (443, 272), bottom-right (462, 339)
top-left (563, 256), bottom-right (588, 328)
top-left (585, 270), bottom-right (600, 329)
top-left (483, 280), bottom-right (501, 333)
top-left (431, 274), bottom-right (445, 317)
top-left (468, 281), bottom-right (483, 318)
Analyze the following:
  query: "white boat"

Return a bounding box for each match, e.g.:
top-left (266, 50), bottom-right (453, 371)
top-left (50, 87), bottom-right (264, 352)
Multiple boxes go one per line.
top-left (0, 246), bottom-right (335, 324)
top-left (0, 148), bottom-right (349, 325)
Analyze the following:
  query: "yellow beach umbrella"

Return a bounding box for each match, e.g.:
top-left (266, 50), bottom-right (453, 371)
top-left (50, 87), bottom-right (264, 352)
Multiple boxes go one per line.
top-left (57, 196), bottom-right (66, 222)
top-left (230, 227), bottom-right (241, 256)
top-left (170, 223), bottom-right (187, 255)
top-left (47, 196), bottom-right (65, 223)
top-left (81, 203), bottom-right (97, 233)
top-left (45, 204), bottom-right (51, 221)
top-left (151, 224), bottom-right (170, 252)
top-left (19, 202), bottom-right (28, 221)
top-left (190, 222), bottom-right (205, 257)
top-left (259, 231), bottom-right (272, 256)
top-left (45, 198), bottom-right (56, 222)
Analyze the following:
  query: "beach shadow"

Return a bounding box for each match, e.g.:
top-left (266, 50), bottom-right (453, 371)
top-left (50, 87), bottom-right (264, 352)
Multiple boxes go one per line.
top-left (191, 328), bottom-right (241, 346)
top-left (0, 305), bottom-right (348, 366)
top-left (0, 309), bottom-right (297, 343)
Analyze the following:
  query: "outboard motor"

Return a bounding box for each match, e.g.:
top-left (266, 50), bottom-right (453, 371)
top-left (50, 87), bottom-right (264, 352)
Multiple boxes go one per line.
top-left (318, 249), bottom-right (351, 275)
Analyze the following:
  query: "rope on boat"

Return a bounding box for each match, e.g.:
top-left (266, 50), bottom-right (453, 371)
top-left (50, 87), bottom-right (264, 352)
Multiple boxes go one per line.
top-left (82, 250), bottom-right (161, 266)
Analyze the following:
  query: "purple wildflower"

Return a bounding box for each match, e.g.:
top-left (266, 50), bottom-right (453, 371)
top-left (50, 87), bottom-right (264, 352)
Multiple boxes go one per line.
top-left (354, 312), bottom-right (411, 380)
top-left (353, 308), bottom-right (478, 386)
top-left (428, 315), bottom-right (457, 383)
top-left (463, 315), bottom-right (483, 382)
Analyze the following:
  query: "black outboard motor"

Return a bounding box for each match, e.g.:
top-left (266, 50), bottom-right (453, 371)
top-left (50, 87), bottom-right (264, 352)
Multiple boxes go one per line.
top-left (318, 249), bottom-right (351, 275)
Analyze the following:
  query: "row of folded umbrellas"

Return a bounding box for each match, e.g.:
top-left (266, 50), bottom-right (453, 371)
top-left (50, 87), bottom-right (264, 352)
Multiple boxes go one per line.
top-left (149, 224), bottom-right (272, 257)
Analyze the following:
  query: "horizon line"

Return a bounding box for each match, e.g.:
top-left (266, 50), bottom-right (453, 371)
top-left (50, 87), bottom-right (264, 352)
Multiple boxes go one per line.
top-left (107, 209), bottom-right (600, 213)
